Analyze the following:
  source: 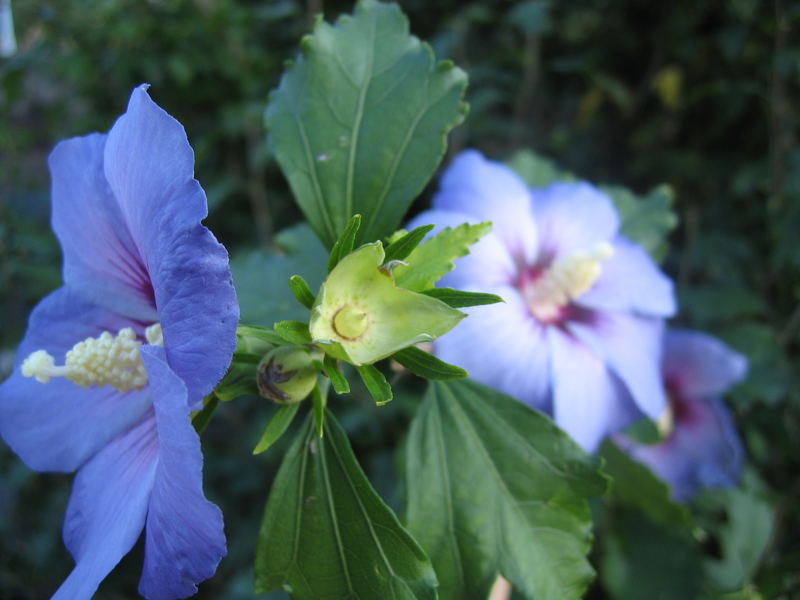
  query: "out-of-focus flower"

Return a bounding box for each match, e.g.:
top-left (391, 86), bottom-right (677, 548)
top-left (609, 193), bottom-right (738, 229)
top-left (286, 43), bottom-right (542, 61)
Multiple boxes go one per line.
top-left (408, 150), bottom-right (676, 451)
top-left (616, 329), bottom-right (746, 502)
top-left (0, 86), bottom-right (238, 599)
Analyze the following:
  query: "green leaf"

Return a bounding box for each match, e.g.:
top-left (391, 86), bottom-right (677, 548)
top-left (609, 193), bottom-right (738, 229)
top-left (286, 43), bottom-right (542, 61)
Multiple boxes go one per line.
top-left (694, 476), bottom-right (774, 590)
top-left (232, 224), bottom-right (327, 327)
top-left (323, 354), bottom-right (350, 394)
top-left (255, 412), bottom-right (437, 599)
top-left (599, 440), bottom-right (690, 527)
top-left (405, 379), bottom-right (608, 600)
top-left (327, 213), bottom-right (362, 272)
top-left (310, 382), bottom-right (327, 437)
top-left (288, 274), bottom-right (316, 309)
top-left (274, 320), bottom-right (312, 345)
top-left (192, 395), bottom-right (219, 434)
top-left (599, 508), bottom-right (704, 600)
top-left (394, 221), bottom-right (491, 292)
top-left (266, 0), bottom-right (468, 247)
top-left (355, 363), bottom-right (393, 406)
top-left (420, 287), bottom-right (504, 308)
top-left (384, 224), bottom-right (435, 262)
top-left (214, 362), bottom-right (260, 402)
top-left (253, 403), bottom-right (301, 455)
top-left (392, 346), bottom-right (467, 380)
top-left (601, 183), bottom-right (677, 261)
top-left (506, 148), bottom-right (576, 187)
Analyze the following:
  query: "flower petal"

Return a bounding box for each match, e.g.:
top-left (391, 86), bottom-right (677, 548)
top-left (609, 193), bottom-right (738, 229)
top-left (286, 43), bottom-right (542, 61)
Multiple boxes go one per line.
top-left (578, 236), bottom-right (676, 317)
top-left (53, 414), bottom-right (157, 600)
top-left (432, 150), bottom-right (539, 264)
top-left (663, 330), bottom-right (748, 399)
top-left (49, 133), bottom-right (158, 321)
top-left (103, 85), bottom-right (239, 404)
top-left (433, 285), bottom-right (552, 411)
top-left (531, 182), bottom-right (619, 258)
top-left (567, 311), bottom-right (666, 420)
top-left (407, 208), bottom-right (517, 288)
top-left (138, 346), bottom-right (226, 600)
top-left (0, 288), bottom-right (152, 472)
top-left (616, 396), bottom-right (743, 502)
top-left (549, 328), bottom-right (642, 452)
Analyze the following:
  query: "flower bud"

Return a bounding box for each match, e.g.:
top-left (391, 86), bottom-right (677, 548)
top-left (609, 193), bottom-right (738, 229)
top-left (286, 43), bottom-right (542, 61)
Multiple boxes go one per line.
top-left (256, 346), bottom-right (317, 404)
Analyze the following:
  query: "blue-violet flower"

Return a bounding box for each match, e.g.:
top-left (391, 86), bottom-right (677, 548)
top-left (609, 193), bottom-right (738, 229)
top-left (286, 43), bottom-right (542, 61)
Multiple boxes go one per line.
top-left (0, 86), bottom-right (238, 599)
top-left (408, 150), bottom-right (676, 451)
top-left (615, 329), bottom-right (746, 501)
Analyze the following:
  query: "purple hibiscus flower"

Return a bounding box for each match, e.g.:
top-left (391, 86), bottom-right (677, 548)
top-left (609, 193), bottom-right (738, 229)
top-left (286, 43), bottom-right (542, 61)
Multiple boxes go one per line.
top-left (616, 329), bottom-right (746, 502)
top-left (0, 86), bottom-right (238, 599)
top-left (408, 150), bottom-right (676, 451)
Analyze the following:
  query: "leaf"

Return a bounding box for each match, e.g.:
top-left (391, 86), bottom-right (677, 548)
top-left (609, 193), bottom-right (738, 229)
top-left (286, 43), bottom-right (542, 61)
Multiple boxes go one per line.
top-left (602, 183), bottom-right (677, 261)
top-left (394, 221), bottom-right (491, 292)
top-left (694, 476), bottom-right (774, 590)
top-left (599, 440), bottom-right (691, 527)
top-left (255, 412), bottom-right (437, 599)
top-left (355, 363), bottom-right (393, 405)
top-left (266, 0), bottom-right (468, 247)
top-left (599, 508), bottom-right (703, 600)
top-left (327, 213), bottom-right (362, 272)
top-left (420, 287), bottom-right (504, 308)
top-left (288, 274), bottom-right (316, 309)
top-left (232, 224), bottom-right (327, 327)
top-left (405, 379), bottom-right (608, 600)
top-left (392, 346), bottom-right (467, 380)
top-left (274, 320), bottom-right (312, 345)
top-left (506, 148), bottom-right (576, 187)
top-left (192, 395), bottom-right (219, 434)
top-left (323, 354), bottom-right (350, 394)
top-left (253, 403), bottom-right (301, 455)
top-left (310, 383), bottom-right (327, 437)
top-left (384, 224), bottom-right (435, 262)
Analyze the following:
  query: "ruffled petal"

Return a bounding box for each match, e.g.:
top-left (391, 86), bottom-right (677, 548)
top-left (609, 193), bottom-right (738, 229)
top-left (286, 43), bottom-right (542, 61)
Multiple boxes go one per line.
top-left (531, 182), bottom-right (619, 258)
top-left (139, 346), bottom-right (226, 600)
top-left (0, 288), bottom-right (152, 472)
top-left (434, 285), bottom-right (552, 411)
top-left (567, 311), bottom-right (666, 420)
top-left (103, 86), bottom-right (239, 404)
top-left (49, 133), bottom-right (158, 321)
top-left (617, 396), bottom-right (743, 502)
top-left (578, 236), bottom-right (676, 317)
top-left (53, 414), bottom-right (158, 600)
top-left (549, 327), bottom-right (642, 452)
top-left (663, 330), bottom-right (748, 399)
top-left (432, 150), bottom-right (539, 264)
top-left (407, 208), bottom-right (518, 289)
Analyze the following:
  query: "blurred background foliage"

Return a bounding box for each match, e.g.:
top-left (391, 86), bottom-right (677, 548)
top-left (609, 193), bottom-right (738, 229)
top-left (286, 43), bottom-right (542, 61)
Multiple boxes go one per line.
top-left (1, 0), bottom-right (798, 598)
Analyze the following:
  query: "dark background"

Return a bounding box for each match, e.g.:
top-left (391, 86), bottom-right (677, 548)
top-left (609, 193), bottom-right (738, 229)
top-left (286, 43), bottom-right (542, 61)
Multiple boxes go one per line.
top-left (1, 1), bottom-right (798, 598)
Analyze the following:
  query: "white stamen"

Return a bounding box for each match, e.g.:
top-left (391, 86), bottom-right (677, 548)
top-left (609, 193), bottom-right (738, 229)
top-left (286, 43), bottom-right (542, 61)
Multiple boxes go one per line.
top-left (20, 323), bottom-right (164, 393)
top-left (524, 242), bottom-right (614, 321)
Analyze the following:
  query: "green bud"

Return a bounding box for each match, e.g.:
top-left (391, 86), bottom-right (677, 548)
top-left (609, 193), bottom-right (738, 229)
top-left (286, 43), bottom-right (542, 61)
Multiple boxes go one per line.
top-left (257, 346), bottom-right (318, 404)
top-left (309, 243), bottom-right (465, 366)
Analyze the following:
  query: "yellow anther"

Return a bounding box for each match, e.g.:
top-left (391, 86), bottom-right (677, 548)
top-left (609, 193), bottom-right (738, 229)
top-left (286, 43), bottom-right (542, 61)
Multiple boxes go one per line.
top-left (20, 323), bottom-right (164, 393)
top-left (524, 242), bottom-right (614, 321)
top-left (657, 403), bottom-right (674, 439)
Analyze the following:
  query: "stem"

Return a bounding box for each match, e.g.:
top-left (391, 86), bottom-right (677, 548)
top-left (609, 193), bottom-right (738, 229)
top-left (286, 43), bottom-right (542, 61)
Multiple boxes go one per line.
top-left (488, 575), bottom-right (512, 600)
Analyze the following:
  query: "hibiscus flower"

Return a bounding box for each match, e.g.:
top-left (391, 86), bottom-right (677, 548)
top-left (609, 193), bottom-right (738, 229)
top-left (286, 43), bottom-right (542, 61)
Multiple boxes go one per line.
top-left (0, 85), bottom-right (238, 599)
top-left (408, 150), bottom-right (676, 451)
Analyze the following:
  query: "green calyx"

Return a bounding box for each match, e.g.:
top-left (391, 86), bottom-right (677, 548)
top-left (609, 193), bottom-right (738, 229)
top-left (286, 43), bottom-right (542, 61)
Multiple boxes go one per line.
top-left (309, 243), bottom-right (465, 366)
top-left (257, 346), bottom-right (318, 404)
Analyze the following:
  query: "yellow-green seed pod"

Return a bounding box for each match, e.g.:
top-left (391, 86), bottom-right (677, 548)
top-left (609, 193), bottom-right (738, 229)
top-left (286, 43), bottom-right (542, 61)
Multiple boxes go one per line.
top-left (256, 346), bottom-right (317, 404)
top-left (309, 243), bottom-right (465, 366)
